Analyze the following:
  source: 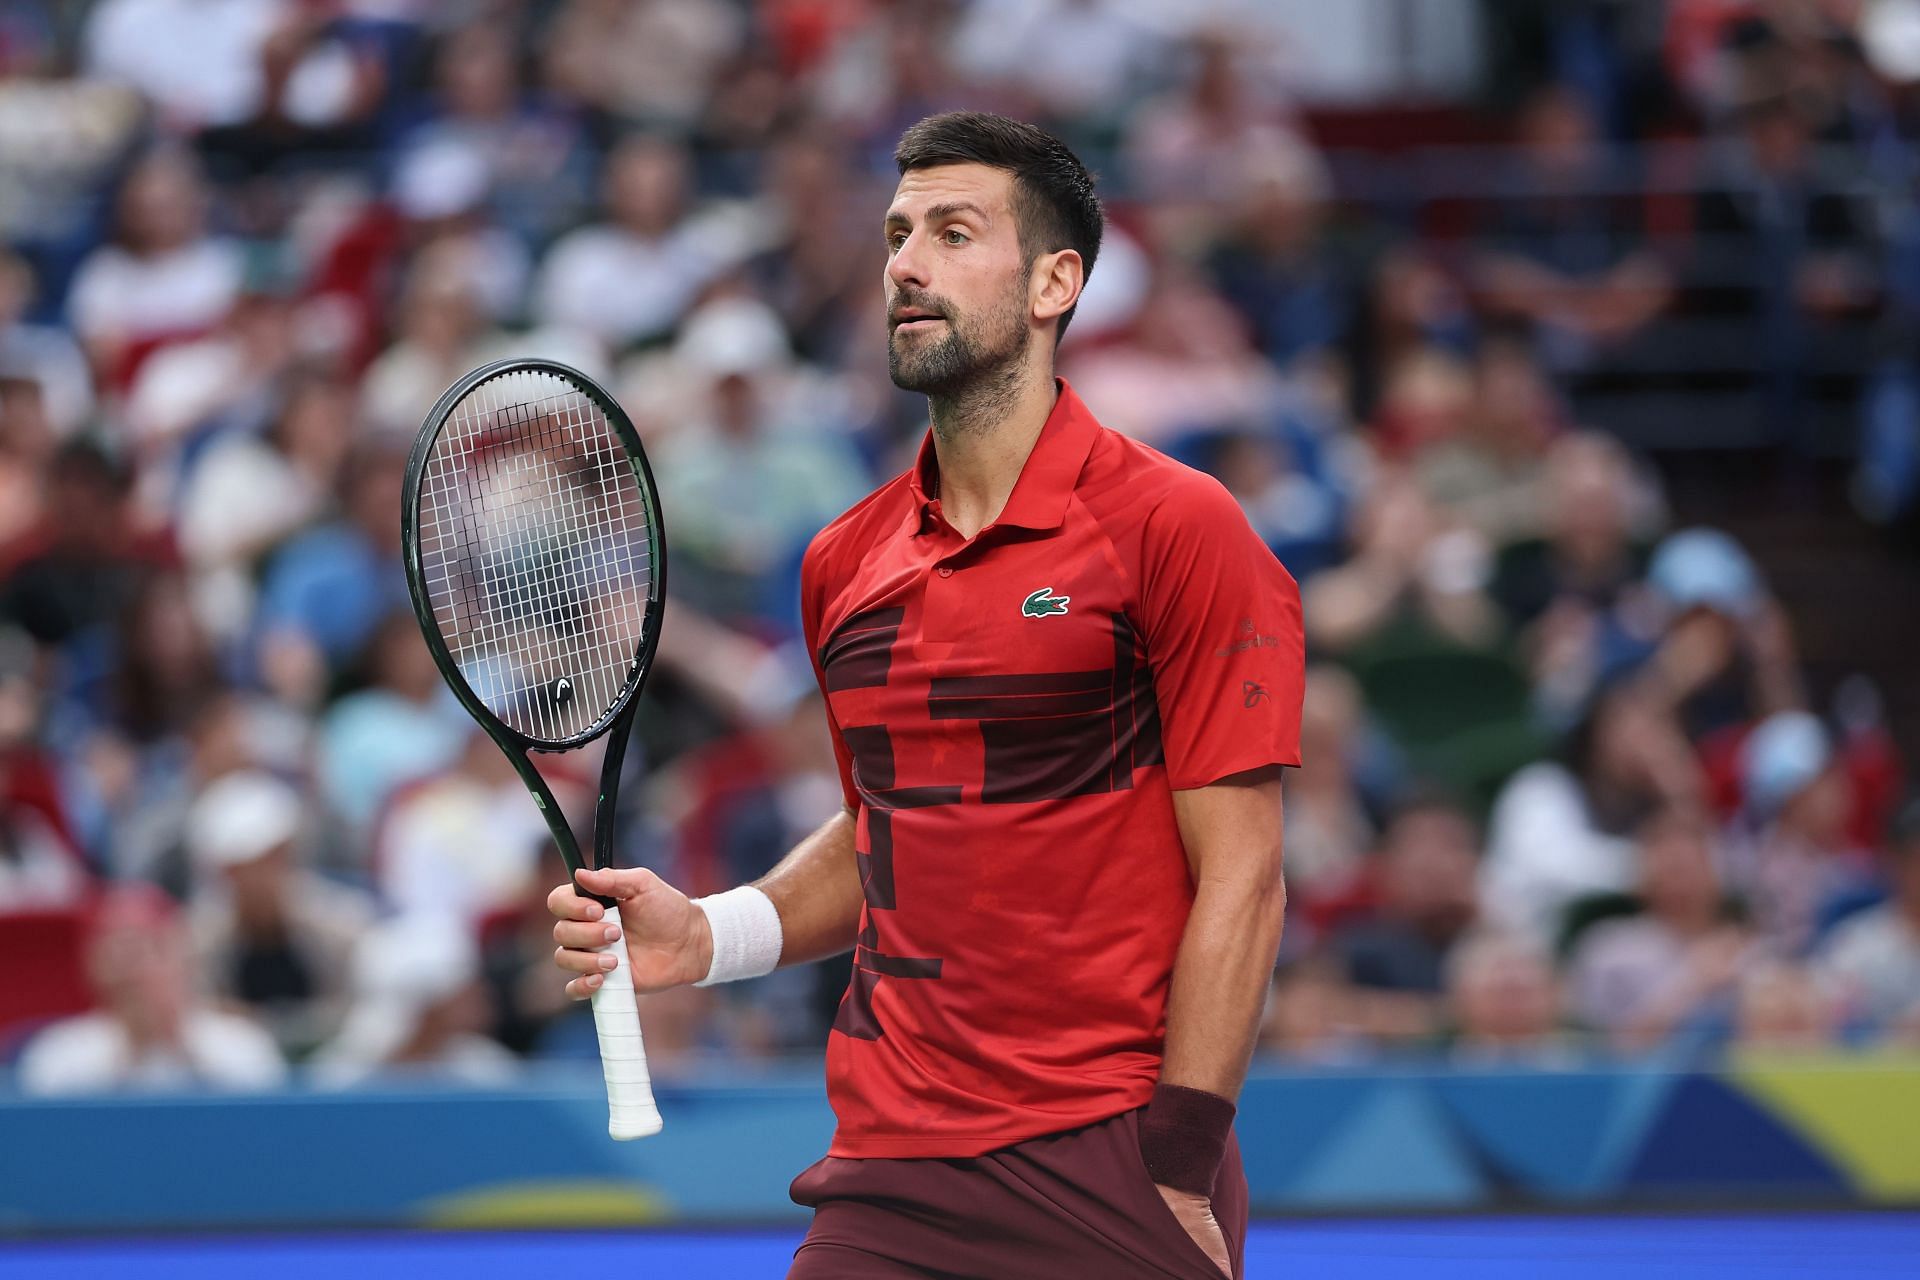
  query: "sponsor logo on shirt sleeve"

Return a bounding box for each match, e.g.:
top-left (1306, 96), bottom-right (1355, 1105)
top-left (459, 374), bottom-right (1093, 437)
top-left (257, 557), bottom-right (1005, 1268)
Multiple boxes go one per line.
top-left (1215, 616), bottom-right (1282, 657)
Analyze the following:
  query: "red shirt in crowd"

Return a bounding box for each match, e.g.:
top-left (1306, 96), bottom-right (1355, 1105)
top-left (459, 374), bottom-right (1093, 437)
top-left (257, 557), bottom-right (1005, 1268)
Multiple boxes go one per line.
top-left (800, 379), bottom-right (1305, 1158)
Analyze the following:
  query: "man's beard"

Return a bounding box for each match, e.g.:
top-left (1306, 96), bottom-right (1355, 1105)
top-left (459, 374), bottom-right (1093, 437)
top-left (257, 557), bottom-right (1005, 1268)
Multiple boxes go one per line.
top-left (887, 284), bottom-right (1031, 400)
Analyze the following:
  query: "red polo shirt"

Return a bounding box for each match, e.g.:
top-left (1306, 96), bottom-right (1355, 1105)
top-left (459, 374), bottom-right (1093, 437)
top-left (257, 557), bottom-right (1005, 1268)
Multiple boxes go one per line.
top-left (800, 379), bottom-right (1304, 1158)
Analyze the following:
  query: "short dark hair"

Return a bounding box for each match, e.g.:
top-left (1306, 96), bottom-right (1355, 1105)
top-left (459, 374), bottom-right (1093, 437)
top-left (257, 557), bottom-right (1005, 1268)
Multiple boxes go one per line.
top-left (894, 111), bottom-right (1103, 344)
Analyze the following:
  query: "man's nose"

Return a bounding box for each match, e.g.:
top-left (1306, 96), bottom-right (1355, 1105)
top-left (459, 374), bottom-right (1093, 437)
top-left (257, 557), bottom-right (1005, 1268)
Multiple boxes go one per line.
top-left (887, 229), bottom-right (930, 292)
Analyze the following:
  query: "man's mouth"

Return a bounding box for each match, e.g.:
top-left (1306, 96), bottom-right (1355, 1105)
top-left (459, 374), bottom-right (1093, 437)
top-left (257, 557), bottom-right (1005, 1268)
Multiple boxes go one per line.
top-left (891, 310), bottom-right (945, 332)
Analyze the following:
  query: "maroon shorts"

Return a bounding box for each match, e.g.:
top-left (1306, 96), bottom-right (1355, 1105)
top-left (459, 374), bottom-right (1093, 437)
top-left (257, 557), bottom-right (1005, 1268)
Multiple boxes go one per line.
top-left (786, 1108), bottom-right (1246, 1279)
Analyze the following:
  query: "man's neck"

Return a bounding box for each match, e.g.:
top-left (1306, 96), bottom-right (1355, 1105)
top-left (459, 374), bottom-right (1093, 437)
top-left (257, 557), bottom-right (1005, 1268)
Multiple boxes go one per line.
top-left (926, 360), bottom-right (1058, 540)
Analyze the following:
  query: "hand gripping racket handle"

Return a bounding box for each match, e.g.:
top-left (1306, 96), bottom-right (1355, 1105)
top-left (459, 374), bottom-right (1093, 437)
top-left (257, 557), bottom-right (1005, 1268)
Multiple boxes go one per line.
top-left (592, 918), bottom-right (663, 1140)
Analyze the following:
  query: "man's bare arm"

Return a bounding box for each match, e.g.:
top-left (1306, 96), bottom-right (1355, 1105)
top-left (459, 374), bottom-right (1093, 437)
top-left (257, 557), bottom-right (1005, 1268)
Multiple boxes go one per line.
top-left (1161, 767), bottom-right (1288, 1096)
top-left (1142, 766), bottom-right (1286, 1277)
top-left (1136, 767), bottom-right (1290, 1274)
top-left (756, 808), bottom-right (864, 966)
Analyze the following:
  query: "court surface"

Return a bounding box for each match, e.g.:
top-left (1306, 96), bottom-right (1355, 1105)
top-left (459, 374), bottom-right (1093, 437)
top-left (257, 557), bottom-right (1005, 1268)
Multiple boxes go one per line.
top-left (3, 1214), bottom-right (1916, 1277)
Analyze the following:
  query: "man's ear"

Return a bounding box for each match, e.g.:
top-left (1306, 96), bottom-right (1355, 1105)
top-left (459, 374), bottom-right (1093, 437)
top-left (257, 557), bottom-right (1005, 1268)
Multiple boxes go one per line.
top-left (1031, 249), bottom-right (1084, 330)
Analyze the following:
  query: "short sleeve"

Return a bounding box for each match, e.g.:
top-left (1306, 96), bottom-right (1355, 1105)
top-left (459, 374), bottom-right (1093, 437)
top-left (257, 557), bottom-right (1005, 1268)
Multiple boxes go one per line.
top-left (1137, 475), bottom-right (1304, 789)
top-left (800, 534), bottom-right (861, 813)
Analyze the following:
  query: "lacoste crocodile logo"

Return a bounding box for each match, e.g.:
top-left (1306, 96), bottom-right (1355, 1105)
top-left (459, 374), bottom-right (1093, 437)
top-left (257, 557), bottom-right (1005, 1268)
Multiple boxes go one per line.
top-left (1021, 587), bottom-right (1071, 618)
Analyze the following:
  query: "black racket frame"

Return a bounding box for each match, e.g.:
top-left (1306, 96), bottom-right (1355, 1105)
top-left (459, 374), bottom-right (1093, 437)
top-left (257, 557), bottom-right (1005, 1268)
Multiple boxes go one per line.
top-left (400, 358), bottom-right (667, 907)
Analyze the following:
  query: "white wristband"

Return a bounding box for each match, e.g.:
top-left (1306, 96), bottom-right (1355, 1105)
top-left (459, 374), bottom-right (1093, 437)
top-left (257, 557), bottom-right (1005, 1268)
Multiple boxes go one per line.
top-left (691, 885), bottom-right (784, 987)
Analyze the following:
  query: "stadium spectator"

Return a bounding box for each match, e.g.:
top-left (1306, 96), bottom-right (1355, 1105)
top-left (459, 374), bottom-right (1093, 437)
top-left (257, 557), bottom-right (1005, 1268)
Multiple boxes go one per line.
top-left (1205, 130), bottom-right (1352, 376)
top-left (1353, 250), bottom-right (1476, 421)
top-left (1367, 344), bottom-right (1477, 462)
top-left (1489, 431), bottom-right (1655, 718)
top-left (390, 22), bottom-right (594, 249)
top-left (1122, 28), bottom-right (1300, 245)
top-left (698, 45), bottom-right (808, 189)
top-left (0, 64), bottom-right (144, 276)
top-left (951, 0), bottom-right (1158, 125)
top-left (0, 377), bottom-right (52, 558)
top-left (1061, 264), bottom-right (1283, 446)
top-left (1259, 957), bottom-right (1369, 1064)
top-left (483, 841), bottom-right (593, 1055)
top-left (807, 0), bottom-right (967, 148)
top-left (82, 0), bottom-right (287, 133)
top-left (655, 649), bottom-right (844, 902)
top-left (253, 438), bottom-right (410, 698)
top-left (1689, 80), bottom-right (1881, 444)
top-left (1567, 804), bottom-right (1749, 1053)
top-left (387, 163), bottom-right (533, 331)
top-left (654, 295), bottom-right (870, 630)
top-left (1195, 414), bottom-right (1352, 580)
top-left (1333, 795), bottom-right (1481, 1046)
top-left (177, 369), bottom-right (357, 642)
top-left (64, 147), bottom-right (244, 389)
top-left (121, 280), bottom-right (299, 463)
top-left (743, 131), bottom-right (876, 366)
top-left (316, 610), bottom-right (467, 839)
top-left (0, 440), bottom-right (171, 653)
top-left (1303, 467), bottom-right (1500, 653)
top-left (1730, 710), bottom-right (1877, 956)
top-left (186, 771), bottom-right (371, 1056)
top-left (1445, 929), bottom-right (1572, 1062)
top-left (1730, 959), bottom-right (1842, 1052)
top-left (1815, 799), bottom-right (1920, 1032)
top-left (1416, 334), bottom-right (1567, 547)
top-left (359, 246), bottom-right (497, 439)
top-left (1337, 798), bottom-right (1481, 991)
top-left (533, 132), bottom-right (746, 351)
top-left (369, 726), bottom-right (556, 930)
top-left (1639, 527), bottom-right (1805, 746)
top-left (104, 572), bottom-right (222, 749)
top-left (0, 252), bottom-right (93, 440)
top-left (0, 626), bottom-right (89, 910)
top-left (1276, 667), bottom-right (1376, 913)
top-left (1481, 680), bottom-right (1703, 945)
top-left (15, 883), bottom-right (285, 1094)
top-left (542, 0), bottom-right (745, 132)
top-left (106, 689), bottom-right (305, 892)
top-left (1473, 84), bottom-right (1673, 373)
top-left (311, 913), bottom-right (516, 1086)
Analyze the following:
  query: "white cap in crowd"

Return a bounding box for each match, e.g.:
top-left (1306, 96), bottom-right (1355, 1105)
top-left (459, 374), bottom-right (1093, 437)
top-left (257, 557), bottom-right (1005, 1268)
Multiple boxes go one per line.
top-left (186, 771), bottom-right (304, 872)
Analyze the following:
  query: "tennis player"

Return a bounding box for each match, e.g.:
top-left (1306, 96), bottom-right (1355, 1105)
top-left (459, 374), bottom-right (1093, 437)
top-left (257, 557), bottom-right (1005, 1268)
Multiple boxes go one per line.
top-left (550, 112), bottom-right (1303, 1279)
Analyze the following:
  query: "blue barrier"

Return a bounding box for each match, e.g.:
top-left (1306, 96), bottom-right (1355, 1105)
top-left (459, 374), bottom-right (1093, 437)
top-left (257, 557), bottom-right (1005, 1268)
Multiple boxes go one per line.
top-left (2, 1056), bottom-right (1917, 1232)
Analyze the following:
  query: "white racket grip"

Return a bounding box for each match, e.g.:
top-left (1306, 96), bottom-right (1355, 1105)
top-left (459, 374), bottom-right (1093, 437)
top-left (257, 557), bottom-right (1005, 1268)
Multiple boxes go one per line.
top-left (591, 919), bottom-right (664, 1140)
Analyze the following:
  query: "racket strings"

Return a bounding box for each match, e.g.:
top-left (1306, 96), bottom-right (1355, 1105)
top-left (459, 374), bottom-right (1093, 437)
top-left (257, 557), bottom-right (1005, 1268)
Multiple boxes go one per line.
top-left (450, 382), bottom-right (644, 740)
top-left (418, 369), bottom-right (656, 744)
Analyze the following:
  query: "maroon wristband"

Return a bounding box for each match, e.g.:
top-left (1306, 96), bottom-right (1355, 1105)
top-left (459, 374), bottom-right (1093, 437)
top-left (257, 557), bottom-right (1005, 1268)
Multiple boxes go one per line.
top-left (1138, 1083), bottom-right (1236, 1197)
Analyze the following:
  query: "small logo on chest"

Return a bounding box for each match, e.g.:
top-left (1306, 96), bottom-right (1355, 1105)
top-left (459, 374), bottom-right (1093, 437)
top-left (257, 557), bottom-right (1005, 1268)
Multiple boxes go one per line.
top-left (1021, 586), bottom-right (1071, 618)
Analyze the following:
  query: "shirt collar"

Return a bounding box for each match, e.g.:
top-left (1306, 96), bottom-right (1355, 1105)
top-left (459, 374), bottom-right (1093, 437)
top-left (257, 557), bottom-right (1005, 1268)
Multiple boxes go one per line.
top-left (907, 378), bottom-right (1101, 534)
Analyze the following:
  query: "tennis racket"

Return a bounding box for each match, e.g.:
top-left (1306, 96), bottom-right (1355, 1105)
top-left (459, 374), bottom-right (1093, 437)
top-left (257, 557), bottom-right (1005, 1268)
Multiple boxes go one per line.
top-left (401, 357), bottom-right (667, 1140)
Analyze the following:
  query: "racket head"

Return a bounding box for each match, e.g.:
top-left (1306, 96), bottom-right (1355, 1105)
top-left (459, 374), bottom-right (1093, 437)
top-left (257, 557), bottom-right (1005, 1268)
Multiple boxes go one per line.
top-left (402, 358), bottom-right (667, 757)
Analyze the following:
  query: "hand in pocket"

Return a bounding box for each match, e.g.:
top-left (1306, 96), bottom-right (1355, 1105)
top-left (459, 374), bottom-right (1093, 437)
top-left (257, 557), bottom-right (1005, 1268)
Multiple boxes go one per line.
top-left (1153, 1183), bottom-right (1231, 1278)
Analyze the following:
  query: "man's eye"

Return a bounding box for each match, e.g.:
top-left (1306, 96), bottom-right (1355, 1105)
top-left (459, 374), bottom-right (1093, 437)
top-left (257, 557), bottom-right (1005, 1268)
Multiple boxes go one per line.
top-left (887, 234), bottom-right (906, 251)
top-left (943, 229), bottom-right (968, 246)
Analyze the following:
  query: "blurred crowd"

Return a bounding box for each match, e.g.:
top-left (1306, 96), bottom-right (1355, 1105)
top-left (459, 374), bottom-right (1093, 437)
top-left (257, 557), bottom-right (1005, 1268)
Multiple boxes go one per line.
top-left (3, 0), bottom-right (1920, 1094)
